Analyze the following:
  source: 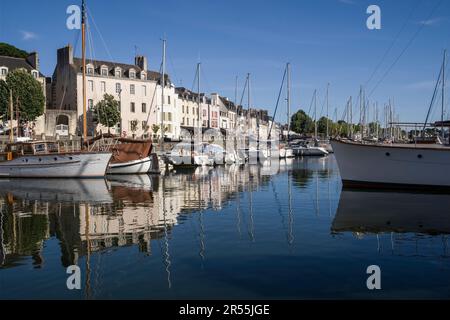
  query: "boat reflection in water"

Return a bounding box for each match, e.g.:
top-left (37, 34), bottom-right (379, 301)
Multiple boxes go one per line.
top-left (0, 157), bottom-right (337, 298)
top-left (332, 190), bottom-right (450, 255)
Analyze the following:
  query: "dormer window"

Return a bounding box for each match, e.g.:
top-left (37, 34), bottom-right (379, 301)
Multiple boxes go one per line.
top-left (32, 70), bottom-right (39, 78)
top-left (129, 69), bottom-right (136, 79)
top-left (87, 64), bottom-right (94, 75)
top-left (115, 68), bottom-right (122, 78)
top-left (101, 66), bottom-right (108, 77)
top-left (140, 71), bottom-right (146, 80)
top-left (0, 67), bottom-right (7, 76)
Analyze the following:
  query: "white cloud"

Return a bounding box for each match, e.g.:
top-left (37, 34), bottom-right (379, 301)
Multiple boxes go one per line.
top-left (20, 30), bottom-right (38, 40)
top-left (418, 17), bottom-right (444, 26)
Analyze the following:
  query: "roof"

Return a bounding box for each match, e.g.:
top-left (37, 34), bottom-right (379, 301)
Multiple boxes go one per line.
top-left (72, 57), bottom-right (168, 84)
top-left (0, 55), bottom-right (44, 77)
top-left (175, 87), bottom-right (206, 102)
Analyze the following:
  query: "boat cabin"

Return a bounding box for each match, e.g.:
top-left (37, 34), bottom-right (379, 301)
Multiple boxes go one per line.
top-left (1, 141), bottom-right (62, 161)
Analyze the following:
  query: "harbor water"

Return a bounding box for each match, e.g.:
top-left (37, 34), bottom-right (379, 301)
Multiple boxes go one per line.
top-left (1, 156), bottom-right (450, 299)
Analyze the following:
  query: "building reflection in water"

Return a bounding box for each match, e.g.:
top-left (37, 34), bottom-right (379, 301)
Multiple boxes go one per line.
top-left (332, 190), bottom-right (450, 258)
top-left (0, 158), bottom-right (336, 294)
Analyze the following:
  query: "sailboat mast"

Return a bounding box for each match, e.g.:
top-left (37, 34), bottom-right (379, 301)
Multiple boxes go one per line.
top-left (326, 83), bottom-right (329, 139)
top-left (161, 39), bottom-right (166, 145)
top-left (9, 89), bottom-right (13, 143)
top-left (442, 49), bottom-right (446, 141)
top-left (247, 73), bottom-right (251, 132)
top-left (314, 89), bottom-right (317, 138)
top-left (287, 63), bottom-right (291, 142)
top-left (197, 63), bottom-right (201, 128)
top-left (81, 0), bottom-right (87, 140)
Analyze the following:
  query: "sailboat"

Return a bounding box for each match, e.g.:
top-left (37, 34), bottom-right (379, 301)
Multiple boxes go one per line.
top-left (332, 51), bottom-right (450, 190)
top-left (291, 90), bottom-right (328, 157)
top-left (279, 63), bottom-right (295, 159)
top-left (0, 2), bottom-right (112, 178)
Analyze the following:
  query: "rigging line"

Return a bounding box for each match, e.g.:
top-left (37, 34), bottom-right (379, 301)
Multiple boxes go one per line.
top-left (364, 0), bottom-right (423, 88)
top-left (190, 64), bottom-right (198, 94)
top-left (422, 62), bottom-right (443, 133)
top-left (268, 65), bottom-right (287, 138)
top-left (368, 0), bottom-right (444, 98)
top-left (145, 62), bottom-right (164, 125)
top-left (239, 76), bottom-right (249, 107)
top-left (306, 90), bottom-right (315, 117)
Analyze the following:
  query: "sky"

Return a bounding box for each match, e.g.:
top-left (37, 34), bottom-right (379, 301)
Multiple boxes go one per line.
top-left (0, 0), bottom-right (449, 124)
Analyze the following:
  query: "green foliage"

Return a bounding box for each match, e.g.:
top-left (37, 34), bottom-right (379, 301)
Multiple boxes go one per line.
top-left (130, 119), bottom-right (138, 133)
top-left (0, 69), bottom-right (45, 122)
top-left (152, 124), bottom-right (160, 134)
top-left (290, 109), bottom-right (313, 134)
top-left (0, 80), bottom-right (9, 119)
top-left (0, 42), bottom-right (28, 59)
top-left (93, 94), bottom-right (121, 131)
top-left (317, 116), bottom-right (331, 135)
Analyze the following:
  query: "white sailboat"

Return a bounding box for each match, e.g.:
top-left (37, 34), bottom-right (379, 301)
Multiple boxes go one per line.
top-left (0, 1), bottom-right (112, 178)
top-left (332, 51), bottom-right (449, 190)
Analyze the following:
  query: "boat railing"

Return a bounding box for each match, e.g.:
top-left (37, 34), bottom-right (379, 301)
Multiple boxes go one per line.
top-left (86, 138), bottom-right (119, 153)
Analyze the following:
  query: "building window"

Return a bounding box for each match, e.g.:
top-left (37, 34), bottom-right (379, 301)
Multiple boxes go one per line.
top-left (32, 71), bottom-right (39, 78)
top-left (115, 69), bottom-right (121, 77)
top-left (129, 70), bottom-right (136, 79)
top-left (130, 84), bottom-right (135, 95)
top-left (116, 83), bottom-right (121, 94)
top-left (203, 109), bottom-right (207, 117)
top-left (142, 121), bottom-right (148, 130)
top-left (187, 118), bottom-right (190, 126)
top-left (1, 67), bottom-right (8, 75)
top-left (88, 80), bottom-right (94, 91)
top-left (101, 81), bottom-right (106, 92)
top-left (186, 106), bottom-right (189, 114)
top-left (182, 105), bottom-right (185, 113)
top-left (101, 68), bottom-right (108, 76)
top-left (203, 120), bottom-right (207, 127)
top-left (87, 67), bottom-right (94, 75)
top-left (118, 101), bottom-right (121, 112)
top-left (130, 102), bottom-right (135, 113)
top-left (141, 72), bottom-right (146, 80)
top-left (142, 103), bottom-right (146, 113)
top-left (88, 99), bottom-right (94, 111)
top-left (182, 117), bottom-right (185, 125)
top-left (168, 96), bottom-right (171, 105)
top-left (142, 85), bottom-right (147, 96)
top-left (168, 113), bottom-right (172, 121)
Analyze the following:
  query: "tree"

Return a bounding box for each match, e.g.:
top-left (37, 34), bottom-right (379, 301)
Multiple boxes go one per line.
top-left (93, 94), bottom-right (120, 133)
top-left (0, 69), bottom-right (45, 122)
top-left (290, 109), bottom-right (313, 134)
top-left (0, 80), bottom-right (9, 120)
top-left (0, 43), bottom-right (28, 59)
top-left (130, 119), bottom-right (138, 136)
top-left (317, 116), bottom-right (331, 135)
top-left (152, 124), bottom-right (160, 136)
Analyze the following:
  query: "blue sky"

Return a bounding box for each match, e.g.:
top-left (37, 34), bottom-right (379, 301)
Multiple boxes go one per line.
top-left (1, 0), bottom-right (449, 124)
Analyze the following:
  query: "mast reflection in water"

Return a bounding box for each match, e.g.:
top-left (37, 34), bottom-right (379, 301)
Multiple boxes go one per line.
top-left (1, 157), bottom-right (450, 299)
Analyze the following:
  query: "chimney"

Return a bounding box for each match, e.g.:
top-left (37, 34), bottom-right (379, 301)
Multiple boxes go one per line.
top-left (57, 45), bottom-right (74, 68)
top-left (135, 55), bottom-right (148, 72)
top-left (26, 52), bottom-right (39, 70)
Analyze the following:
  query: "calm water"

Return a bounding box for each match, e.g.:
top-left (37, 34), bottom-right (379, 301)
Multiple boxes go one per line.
top-left (1, 156), bottom-right (450, 299)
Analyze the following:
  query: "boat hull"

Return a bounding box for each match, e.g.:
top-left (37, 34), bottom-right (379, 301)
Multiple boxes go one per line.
top-left (107, 154), bottom-right (160, 174)
top-left (293, 146), bottom-right (328, 157)
top-left (0, 152), bottom-right (112, 178)
top-left (331, 139), bottom-right (450, 189)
